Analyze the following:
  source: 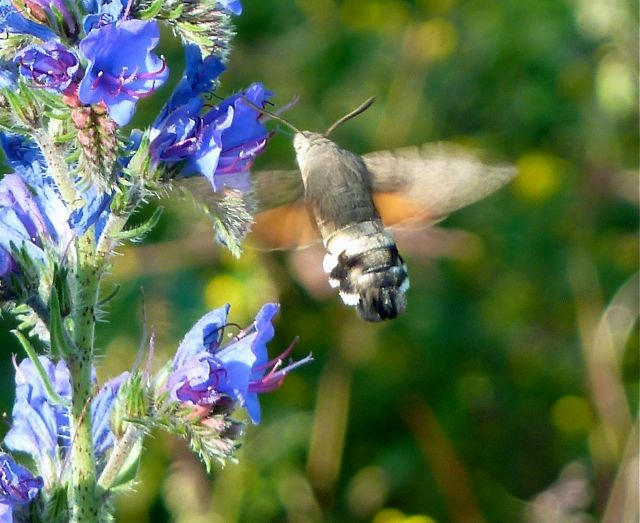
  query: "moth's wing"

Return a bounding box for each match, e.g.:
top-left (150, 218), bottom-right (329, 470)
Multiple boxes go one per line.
top-left (250, 169), bottom-right (320, 250)
top-left (250, 201), bottom-right (321, 250)
top-left (251, 169), bottom-right (305, 212)
top-left (373, 192), bottom-right (438, 229)
top-left (364, 142), bottom-right (517, 226)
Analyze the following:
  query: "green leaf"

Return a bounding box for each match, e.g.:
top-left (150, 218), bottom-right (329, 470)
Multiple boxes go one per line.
top-left (125, 131), bottom-right (152, 182)
top-left (65, 148), bottom-right (81, 163)
top-left (41, 486), bottom-right (70, 523)
top-left (3, 88), bottom-right (32, 124)
top-left (109, 206), bottom-right (164, 241)
top-left (52, 130), bottom-right (77, 144)
top-left (12, 330), bottom-right (71, 407)
top-left (49, 289), bottom-right (75, 358)
top-left (33, 87), bottom-right (68, 111)
top-left (98, 284), bottom-right (121, 307)
top-left (164, 2), bottom-right (184, 19)
top-left (52, 263), bottom-right (72, 317)
top-left (138, 0), bottom-right (165, 19)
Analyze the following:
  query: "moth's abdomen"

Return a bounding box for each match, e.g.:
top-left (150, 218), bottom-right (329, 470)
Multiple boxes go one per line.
top-left (323, 222), bottom-right (410, 322)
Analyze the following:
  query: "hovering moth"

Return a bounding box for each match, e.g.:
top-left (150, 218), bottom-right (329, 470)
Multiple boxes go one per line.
top-left (243, 98), bottom-right (517, 322)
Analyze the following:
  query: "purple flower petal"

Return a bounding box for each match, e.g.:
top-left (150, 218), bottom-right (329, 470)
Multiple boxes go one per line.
top-left (0, 134), bottom-right (112, 288)
top-left (0, 503), bottom-right (12, 523)
top-left (151, 84), bottom-right (272, 192)
top-left (0, 454), bottom-right (43, 507)
top-left (203, 83), bottom-right (273, 188)
top-left (15, 41), bottom-right (80, 94)
top-left (4, 357), bottom-right (71, 474)
top-left (173, 304), bottom-right (230, 369)
top-left (82, 0), bottom-right (124, 32)
top-left (168, 303), bottom-right (310, 425)
top-left (78, 19), bottom-right (168, 126)
top-left (0, 172), bottom-right (72, 289)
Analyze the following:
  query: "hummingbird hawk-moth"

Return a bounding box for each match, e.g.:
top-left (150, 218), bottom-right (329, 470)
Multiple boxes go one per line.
top-left (244, 97), bottom-right (516, 322)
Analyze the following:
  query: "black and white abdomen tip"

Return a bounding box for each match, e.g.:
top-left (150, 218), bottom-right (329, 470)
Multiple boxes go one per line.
top-left (322, 221), bottom-right (410, 322)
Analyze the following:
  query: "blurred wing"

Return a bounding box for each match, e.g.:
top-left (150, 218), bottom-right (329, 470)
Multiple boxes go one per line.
top-left (373, 192), bottom-right (435, 228)
top-left (251, 169), bottom-right (304, 212)
top-left (250, 200), bottom-right (320, 250)
top-left (364, 142), bottom-right (517, 224)
top-left (249, 168), bottom-right (319, 249)
top-left (249, 143), bottom-right (516, 249)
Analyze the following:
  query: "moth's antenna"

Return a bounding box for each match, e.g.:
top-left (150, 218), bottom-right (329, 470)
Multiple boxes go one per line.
top-left (325, 96), bottom-right (376, 137)
top-left (274, 124), bottom-right (295, 139)
top-left (278, 95), bottom-right (300, 115)
top-left (240, 97), bottom-right (302, 134)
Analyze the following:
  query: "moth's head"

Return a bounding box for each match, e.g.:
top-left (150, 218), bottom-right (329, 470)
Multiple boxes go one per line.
top-left (293, 131), bottom-right (316, 157)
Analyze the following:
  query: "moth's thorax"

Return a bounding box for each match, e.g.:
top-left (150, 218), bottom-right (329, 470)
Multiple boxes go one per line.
top-left (296, 137), bottom-right (376, 240)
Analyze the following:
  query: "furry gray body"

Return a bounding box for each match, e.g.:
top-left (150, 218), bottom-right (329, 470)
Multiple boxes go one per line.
top-left (293, 131), bottom-right (409, 322)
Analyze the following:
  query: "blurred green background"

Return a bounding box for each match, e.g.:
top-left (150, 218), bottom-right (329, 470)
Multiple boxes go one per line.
top-left (1, 0), bottom-right (638, 521)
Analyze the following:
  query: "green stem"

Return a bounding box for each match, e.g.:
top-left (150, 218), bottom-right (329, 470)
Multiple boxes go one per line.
top-left (95, 213), bottom-right (128, 259)
top-left (67, 233), bottom-right (100, 523)
top-left (32, 129), bottom-right (82, 208)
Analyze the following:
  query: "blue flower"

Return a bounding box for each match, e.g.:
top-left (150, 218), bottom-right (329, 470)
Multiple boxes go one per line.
top-left (15, 41), bottom-right (80, 94)
top-left (150, 83), bottom-right (272, 191)
top-left (0, 173), bottom-right (69, 280)
top-left (0, 453), bottom-right (43, 518)
top-left (217, 0), bottom-right (242, 15)
top-left (205, 83), bottom-right (272, 179)
top-left (0, 132), bottom-right (112, 238)
top-left (78, 19), bottom-right (168, 126)
top-left (0, 0), bottom-right (56, 40)
top-left (3, 356), bottom-right (128, 483)
top-left (0, 159), bottom-right (111, 289)
top-left (82, 0), bottom-right (124, 35)
top-left (0, 503), bottom-right (10, 523)
top-left (156, 44), bottom-right (225, 125)
top-left (0, 171), bottom-right (65, 281)
top-left (150, 99), bottom-right (234, 186)
top-left (0, 60), bottom-right (17, 89)
top-left (91, 372), bottom-right (130, 457)
top-left (169, 304), bottom-right (311, 424)
top-left (0, 132), bottom-right (46, 184)
top-left (3, 357), bottom-right (71, 482)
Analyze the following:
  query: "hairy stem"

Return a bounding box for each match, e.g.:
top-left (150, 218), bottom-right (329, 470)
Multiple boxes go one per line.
top-left (32, 129), bottom-right (82, 208)
top-left (95, 213), bottom-right (128, 259)
top-left (67, 232), bottom-right (100, 523)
